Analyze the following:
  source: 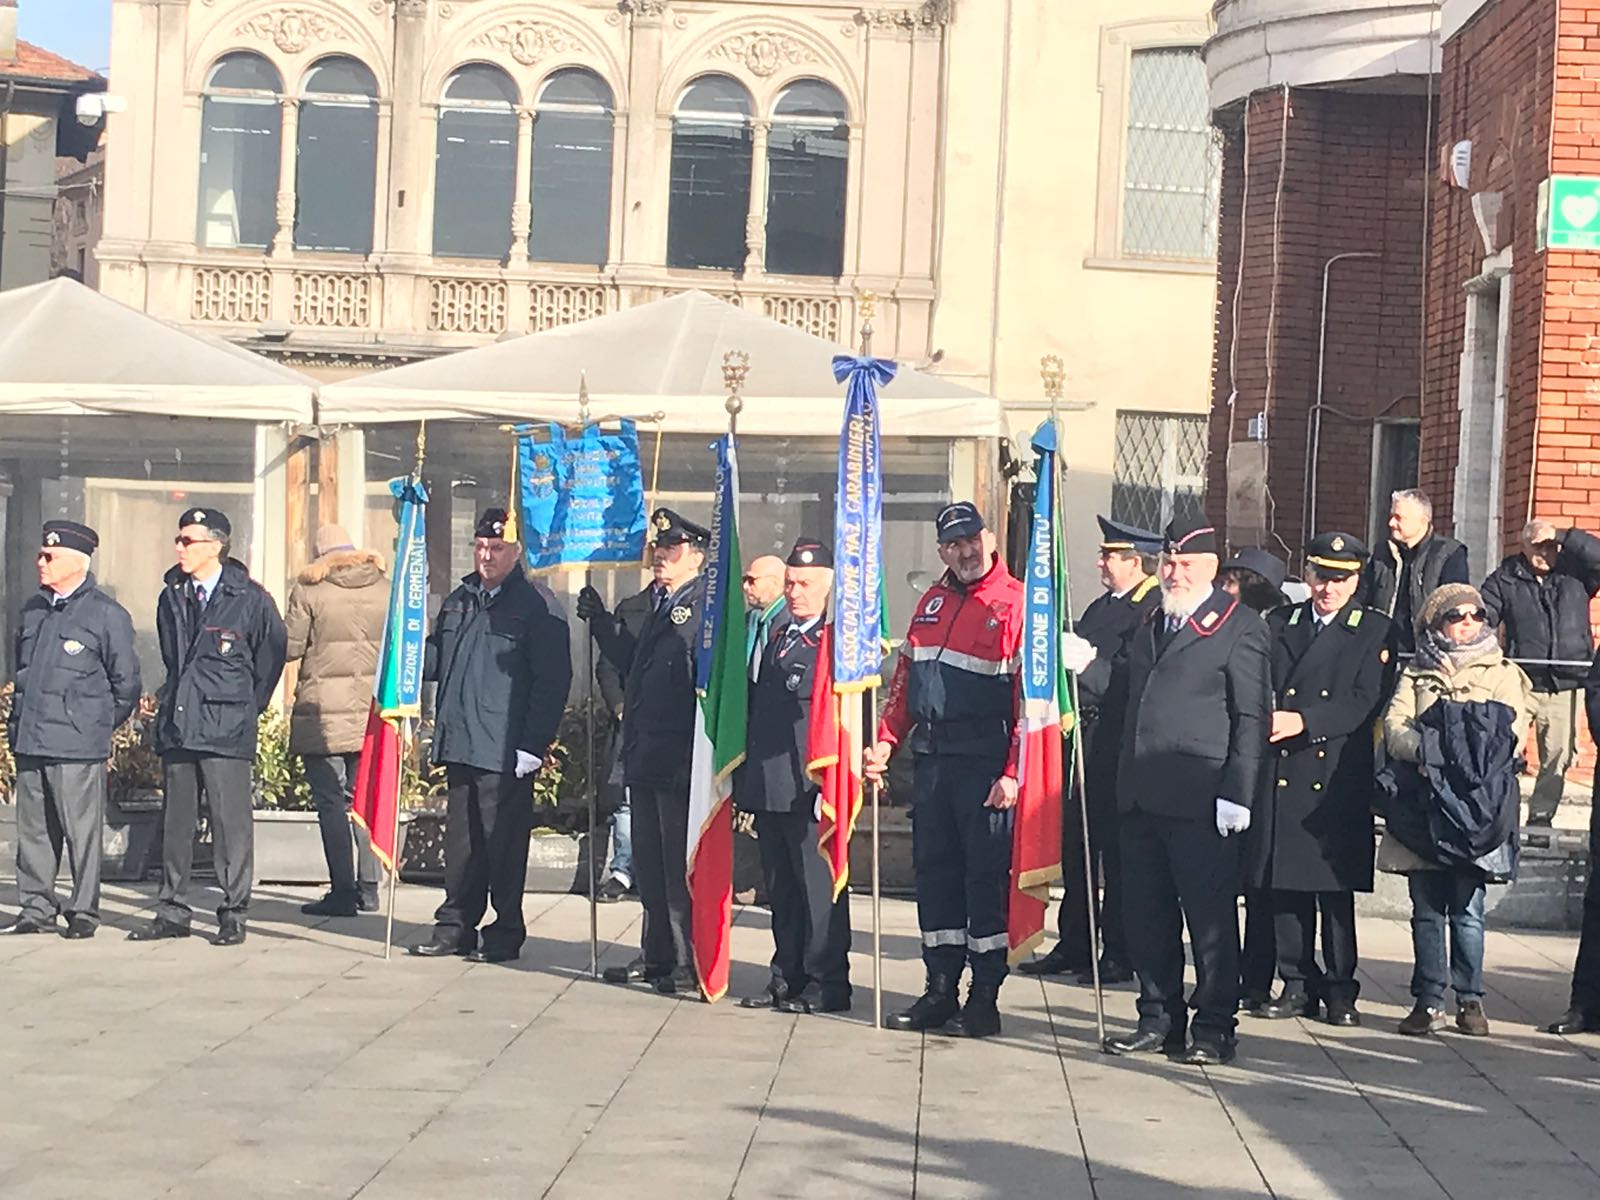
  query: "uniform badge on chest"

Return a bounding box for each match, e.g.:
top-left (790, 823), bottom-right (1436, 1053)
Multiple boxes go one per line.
top-left (670, 605), bottom-right (692, 626)
top-left (62, 639), bottom-right (84, 656)
top-left (219, 638), bottom-right (234, 655)
top-left (785, 672), bottom-right (803, 692)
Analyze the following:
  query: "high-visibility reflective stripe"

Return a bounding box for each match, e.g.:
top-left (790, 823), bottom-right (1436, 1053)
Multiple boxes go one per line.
top-left (921, 928), bottom-right (966, 947)
top-left (967, 931), bottom-right (1009, 954)
top-left (907, 644), bottom-right (1018, 677)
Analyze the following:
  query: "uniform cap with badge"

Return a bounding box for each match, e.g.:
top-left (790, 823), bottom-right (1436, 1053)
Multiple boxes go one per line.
top-left (786, 537), bottom-right (833, 569)
top-left (1097, 515), bottom-right (1162, 556)
top-left (1304, 531), bottom-right (1368, 580)
top-left (40, 520), bottom-right (98, 557)
top-left (1163, 514), bottom-right (1218, 556)
top-left (475, 507), bottom-right (513, 541)
top-left (649, 507), bottom-right (711, 548)
top-left (935, 501), bottom-right (986, 544)
top-left (177, 507), bottom-right (231, 536)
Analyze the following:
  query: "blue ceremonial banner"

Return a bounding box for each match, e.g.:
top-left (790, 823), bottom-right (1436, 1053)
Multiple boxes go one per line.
top-left (696, 435), bottom-right (740, 692)
top-left (830, 355), bottom-right (894, 691)
top-left (379, 475), bottom-right (430, 718)
top-left (1023, 421), bottom-right (1061, 710)
top-left (515, 422), bottom-right (647, 571)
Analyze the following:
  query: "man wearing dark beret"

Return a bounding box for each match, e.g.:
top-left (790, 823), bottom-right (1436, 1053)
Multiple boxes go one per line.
top-left (577, 507), bottom-right (709, 994)
top-left (3, 523), bottom-right (141, 938)
top-left (409, 508), bottom-right (573, 963)
top-left (1076, 515), bottom-right (1272, 1065)
top-left (131, 507), bottom-right (287, 946)
top-left (735, 537), bottom-right (852, 1014)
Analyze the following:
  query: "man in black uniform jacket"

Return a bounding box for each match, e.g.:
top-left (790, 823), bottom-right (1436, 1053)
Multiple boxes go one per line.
top-left (578, 508), bottom-right (709, 996)
top-left (593, 583), bottom-right (655, 903)
top-left (409, 508), bottom-right (572, 963)
top-left (1247, 532), bottom-right (1390, 1027)
top-left (1093, 516), bottom-right (1271, 1065)
top-left (4, 521), bottom-right (141, 938)
top-left (735, 537), bottom-right (852, 1014)
top-left (1021, 515), bottom-right (1159, 983)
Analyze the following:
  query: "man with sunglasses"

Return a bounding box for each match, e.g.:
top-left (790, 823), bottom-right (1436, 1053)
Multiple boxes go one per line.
top-left (1479, 520), bottom-right (1600, 826)
top-left (131, 508), bottom-right (286, 946)
top-left (4, 522), bottom-right (140, 939)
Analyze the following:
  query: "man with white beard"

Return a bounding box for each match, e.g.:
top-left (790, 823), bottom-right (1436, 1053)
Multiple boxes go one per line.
top-left (1085, 516), bottom-right (1271, 1066)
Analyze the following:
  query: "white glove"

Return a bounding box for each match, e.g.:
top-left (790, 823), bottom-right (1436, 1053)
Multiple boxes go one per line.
top-left (1059, 632), bottom-right (1097, 674)
top-left (814, 795), bottom-right (823, 821)
top-left (514, 750), bottom-right (543, 779)
top-left (1216, 798), bottom-right (1251, 837)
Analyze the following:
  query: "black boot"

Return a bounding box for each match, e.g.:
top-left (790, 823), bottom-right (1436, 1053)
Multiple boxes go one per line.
top-left (954, 981), bottom-right (1002, 1039)
top-left (884, 974), bottom-right (960, 1032)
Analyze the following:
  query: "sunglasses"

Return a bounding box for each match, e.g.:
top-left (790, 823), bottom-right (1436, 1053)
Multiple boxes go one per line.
top-left (1443, 607), bottom-right (1486, 625)
top-left (36, 550), bottom-right (61, 563)
top-left (174, 535), bottom-right (219, 548)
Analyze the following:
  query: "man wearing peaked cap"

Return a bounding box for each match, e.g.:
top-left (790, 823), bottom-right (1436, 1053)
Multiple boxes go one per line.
top-left (409, 508), bottom-right (572, 963)
top-left (1023, 514), bottom-right (1159, 984)
top-left (131, 507), bottom-right (286, 946)
top-left (735, 537), bottom-right (852, 1014)
top-left (577, 505), bottom-right (710, 994)
top-left (1245, 532), bottom-right (1389, 1028)
top-left (3, 522), bottom-right (141, 939)
top-left (1073, 513), bottom-right (1272, 1065)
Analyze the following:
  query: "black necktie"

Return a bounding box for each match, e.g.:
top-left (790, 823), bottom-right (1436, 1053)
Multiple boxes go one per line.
top-left (51, 596), bottom-right (67, 613)
top-left (779, 623), bottom-right (802, 657)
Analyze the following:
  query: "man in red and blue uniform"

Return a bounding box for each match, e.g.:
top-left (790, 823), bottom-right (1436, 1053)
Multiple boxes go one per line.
top-left (867, 501), bottom-right (1024, 1038)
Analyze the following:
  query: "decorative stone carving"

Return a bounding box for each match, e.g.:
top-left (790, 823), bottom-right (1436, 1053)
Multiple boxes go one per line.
top-left (394, 0), bottom-right (429, 16)
top-left (619, 0), bottom-right (669, 18)
top-left (235, 8), bottom-right (356, 54)
top-left (855, 1), bottom-right (953, 32)
top-left (473, 20), bottom-right (580, 67)
top-left (708, 32), bottom-right (816, 78)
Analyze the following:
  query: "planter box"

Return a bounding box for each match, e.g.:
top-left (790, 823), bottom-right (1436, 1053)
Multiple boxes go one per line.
top-left (253, 810), bottom-right (410, 886)
top-left (103, 792), bottom-right (166, 882)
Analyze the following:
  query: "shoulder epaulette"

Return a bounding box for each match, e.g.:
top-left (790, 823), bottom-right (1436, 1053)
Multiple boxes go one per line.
top-left (1347, 608), bottom-right (1363, 628)
top-left (1288, 607), bottom-right (1302, 626)
top-left (1132, 576), bottom-right (1159, 603)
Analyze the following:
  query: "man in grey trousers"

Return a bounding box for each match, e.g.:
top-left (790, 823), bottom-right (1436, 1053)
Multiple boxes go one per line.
top-left (4, 521), bottom-right (141, 939)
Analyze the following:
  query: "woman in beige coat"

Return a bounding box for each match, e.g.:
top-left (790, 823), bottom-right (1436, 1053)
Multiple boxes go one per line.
top-left (1381, 583), bottom-right (1534, 1038)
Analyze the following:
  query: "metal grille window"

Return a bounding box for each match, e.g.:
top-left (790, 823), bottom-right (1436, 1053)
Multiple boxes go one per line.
top-left (1122, 47), bottom-right (1218, 261)
top-left (1111, 412), bottom-right (1207, 533)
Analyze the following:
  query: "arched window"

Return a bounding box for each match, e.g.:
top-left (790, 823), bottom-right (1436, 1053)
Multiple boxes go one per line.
top-left (296, 56), bottom-right (379, 255)
top-left (667, 75), bottom-right (752, 272)
top-left (197, 53), bottom-right (282, 249)
top-left (766, 81), bottom-right (849, 278)
top-left (434, 65), bottom-right (518, 260)
top-left (529, 69), bottom-right (615, 266)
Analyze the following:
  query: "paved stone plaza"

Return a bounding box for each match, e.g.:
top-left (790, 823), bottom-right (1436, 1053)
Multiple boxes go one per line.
top-left (3, 883), bottom-right (1600, 1200)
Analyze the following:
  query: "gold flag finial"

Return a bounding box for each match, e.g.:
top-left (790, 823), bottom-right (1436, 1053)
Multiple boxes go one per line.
top-left (722, 350), bottom-right (750, 423)
top-left (1040, 355), bottom-right (1066, 404)
top-left (578, 371), bottom-right (591, 425)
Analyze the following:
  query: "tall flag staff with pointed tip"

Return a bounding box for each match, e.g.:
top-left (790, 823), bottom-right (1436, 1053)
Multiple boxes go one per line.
top-left (352, 423), bottom-right (429, 961)
top-left (685, 352), bottom-right (752, 1002)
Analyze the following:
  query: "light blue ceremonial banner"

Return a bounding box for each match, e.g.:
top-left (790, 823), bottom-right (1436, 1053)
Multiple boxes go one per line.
top-left (696, 435), bottom-right (740, 693)
top-left (1023, 421), bottom-right (1060, 709)
top-left (830, 355), bottom-right (894, 691)
top-left (515, 421), bottom-right (646, 571)
top-left (377, 476), bottom-right (429, 717)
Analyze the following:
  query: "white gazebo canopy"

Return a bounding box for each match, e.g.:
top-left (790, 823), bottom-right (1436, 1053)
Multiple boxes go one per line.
top-left (318, 290), bottom-right (1004, 437)
top-left (0, 277), bottom-right (316, 421)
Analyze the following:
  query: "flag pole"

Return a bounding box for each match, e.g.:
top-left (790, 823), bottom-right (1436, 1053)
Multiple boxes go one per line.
top-left (1042, 356), bottom-right (1106, 1045)
top-left (386, 419), bottom-right (427, 963)
top-left (860, 294), bottom-right (884, 1035)
top-left (577, 378), bottom-right (602, 980)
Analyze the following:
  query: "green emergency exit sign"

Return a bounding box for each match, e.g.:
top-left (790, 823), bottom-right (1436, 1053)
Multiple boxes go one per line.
top-left (1542, 176), bottom-right (1600, 250)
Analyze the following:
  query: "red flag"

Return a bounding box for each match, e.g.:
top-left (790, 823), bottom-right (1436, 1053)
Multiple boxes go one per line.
top-left (1009, 715), bottom-right (1063, 961)
top-left (351, 705), bottom-right (402, 871)
top-left (808, 626), bottom-right (864, 898)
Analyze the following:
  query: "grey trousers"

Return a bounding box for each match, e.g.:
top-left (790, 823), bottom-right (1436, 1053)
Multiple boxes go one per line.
top-left (303, 753), bottom-right (381, 900)
top-left (13, 756), bottom-right (106, 925)
top-left (1530, 688), bottom-right (1582, 823)
top-left (157, 753), bottom-right (254, 924)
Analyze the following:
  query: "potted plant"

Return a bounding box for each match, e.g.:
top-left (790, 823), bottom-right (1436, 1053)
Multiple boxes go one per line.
top-left (250, 706), bottom-right (330, 884)
top-left (104, 695), bottom-right (172, 881)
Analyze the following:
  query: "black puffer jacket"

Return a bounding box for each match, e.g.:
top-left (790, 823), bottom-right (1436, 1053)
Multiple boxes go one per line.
top-left (155, 560), bottom-right (288, 759)
top-left (8, 575), bottom-right (142, 761)
top-left (1480, 528), bottom-right (1600, 691)
top-left (1364, 530), bottom-right (1470, 654)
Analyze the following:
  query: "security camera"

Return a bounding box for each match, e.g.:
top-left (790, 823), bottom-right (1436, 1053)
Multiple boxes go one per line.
top-left (75, 93), bottom-right (128, 126)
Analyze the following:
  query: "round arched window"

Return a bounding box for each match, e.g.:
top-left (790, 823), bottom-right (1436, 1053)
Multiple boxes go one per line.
top-left (667, 75), bottom-right (754, 272)
top-left (196, 52), bottom-right (283, 249)
top-left (530, 68), bottom-right (615, 267)
top-left (295, 56), bottom-right (379, 255)
top-left (434, 64), bottom-right (519, 260)
top-left (767, 80), bottom-right (849, 278)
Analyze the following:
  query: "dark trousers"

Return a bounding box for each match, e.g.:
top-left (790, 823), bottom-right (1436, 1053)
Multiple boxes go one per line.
top-left (158, 753), bottom-right (254, 925)
top-left (1272, 889), bottom-right (1359, 1007)
top-left (303, 753), bottom-right (381, 902)
top-left (13, 756), bottom-right (105, 925)
top-left (432, 766), bottom-right (533, 956)
top-left (1058, 764), bottom-right (1125, 965)
top-left (754, 807), bottom-right (852, 1000)
top-left (1239, 887), bottom-right (1277, 1003)
top-left (1121, 809), bottom-right (1243, 1039)
top-left (631, 783), bottom-right (693, 972)
top-left (1572, 811), bottom-right (1600, 1011)
top-left (911, 755), bottom-right (1013, 987)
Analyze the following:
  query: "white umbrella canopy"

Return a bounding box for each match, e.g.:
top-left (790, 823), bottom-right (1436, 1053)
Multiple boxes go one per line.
top-left (0, 277), bottom-right (316, 421)
top-left (318, 290), bottom-right (1004, 437)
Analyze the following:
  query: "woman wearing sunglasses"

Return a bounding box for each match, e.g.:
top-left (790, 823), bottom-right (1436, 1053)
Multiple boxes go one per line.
top-left (1380, 583), bottom-right (1534, 1037)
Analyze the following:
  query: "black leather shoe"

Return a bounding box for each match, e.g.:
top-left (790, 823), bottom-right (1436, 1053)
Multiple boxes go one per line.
top-left (466, 947), bottom-right (518, 964)
top-left (952, 982), bottom-right (1002, 1039)
top-left (884, 975), bottom-right (961, 1031)
top-left (1547, 1007), bottom-right (1600, 1035)
top-left (1239, 995), bottom-right (1269, 1016)
top-left (597, 877), bottom-right (629, 904)
top-left (1017, 947), bottom-right (1090, 977)
top-left (775, 984), bottom-right (854, 1015)
top-left (1103, 1025), bottom-right (1183, 1056)
top-left (128, 917), bottom-right (190, 942)
top-left (1180, 1036), bottom-right (1238, 1066)
top-left (301, 892), bottom-right (360, 917)
top-left (407, 940), bottom-right (469, 958)
top-left (1261, 993), bottom-right (1320, 1020)
top-left (1078, 959), bottom-right (1135, 986)
top-left (653, 967), bottom-right (699, 996)
top-left (211, 920), bottom-right (247, 947)
top-left (1326, 1004), bottom-right (1362, 1028)
top-left (61, 916), bottom-right (96, 940)
top-left (602, 958), bottom-right (664, 984)
top-left (739, 990), bottom-right (782, 1010)
top-left (0, 915), bottom-right (56, 935)
top-left (358, 892), bottom-right (380, 913)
